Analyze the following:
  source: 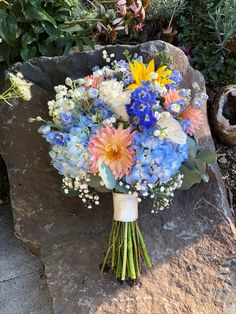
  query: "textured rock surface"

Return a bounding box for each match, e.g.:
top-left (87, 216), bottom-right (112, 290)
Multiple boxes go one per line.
top-left (0, 41), bottom-right (236, 313)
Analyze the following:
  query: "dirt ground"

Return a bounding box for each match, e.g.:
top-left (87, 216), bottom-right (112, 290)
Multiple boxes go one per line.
top-left (216, 143), bottom-right (236, 218)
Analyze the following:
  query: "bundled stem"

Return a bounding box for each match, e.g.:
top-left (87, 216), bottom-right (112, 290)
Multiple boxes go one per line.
top-left (100, 220), bottom-right (152, 282)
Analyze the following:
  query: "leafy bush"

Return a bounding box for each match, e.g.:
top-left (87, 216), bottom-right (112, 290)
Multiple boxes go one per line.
top-left (177, 0), bottom-right (236, 87)
top-left (0, 0), bottom-right (96, 64)
top-left (147, 0), bottom-right (186, 21)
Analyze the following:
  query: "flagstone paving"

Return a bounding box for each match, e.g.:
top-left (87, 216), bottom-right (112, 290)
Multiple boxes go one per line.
top-left (0, 204), bottom-right (53, 314)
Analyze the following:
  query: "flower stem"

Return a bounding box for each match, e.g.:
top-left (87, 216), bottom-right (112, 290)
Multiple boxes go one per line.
top-left (111, 221), bottom-right (117, 270)
top-left (128, 222), bottom-right (136, 280)
top-left (131, 222), bottom-right (140, 276)
top-left (100, 221), bottom-right (114, 275)
top-left (121, 222), bottom-right (128, 281)
top-left (136, 222), bottom-right (152, 269)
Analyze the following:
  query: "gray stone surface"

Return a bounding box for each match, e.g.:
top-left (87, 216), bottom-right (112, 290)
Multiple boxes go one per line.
top-left (0, 204), bottom-right (53, 314)
top-left (0, 41), bottom-right (236, 313)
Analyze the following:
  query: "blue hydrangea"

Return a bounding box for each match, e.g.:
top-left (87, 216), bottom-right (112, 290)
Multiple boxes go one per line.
top-left (126, 128), bottom-right (188, 187)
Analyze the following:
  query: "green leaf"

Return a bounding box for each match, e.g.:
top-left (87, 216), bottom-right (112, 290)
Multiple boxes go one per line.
top-left (20, 45), bottom-right (37, 60)
top-left (83, 37), bottom-right (95, 50)
top-left (38, 43), bottom-right (56, 57)
top-left (114, 183), bottom-right (128, 194)
top-left (180, 165), bottom-right (202, 190)
top-left (0, 10), bottom-right (21, 46)
top-left (193, 159), bottom-right (206, 174)
top-left (196, 149), bottom-right (217, 164)
top-left (183, 159), bottom-right (196, 171)
top-left (98, 161), bottom-right (116, 190)
top-left (63, 41), bottom-right (72, 55)
top-left (23, 4), bottom-right (57, 28)
top-left (60, 24), bottom-right (84, 33)
top-left (89, 175), bottom-right (109, 193)
top-left (21, 32), bottom-right (35, 48)
top-left (76, 39), bottom-right (84, 52)
top-left (201, 172), bottom-right (209, 183)
top-left (187, 136), bottom-right (197, 159)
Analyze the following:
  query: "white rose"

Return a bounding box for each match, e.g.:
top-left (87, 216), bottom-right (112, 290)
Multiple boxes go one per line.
top-left (156, 112), bottom-right (187, 145)
top-left (99, 80), bottom-right (131, 121)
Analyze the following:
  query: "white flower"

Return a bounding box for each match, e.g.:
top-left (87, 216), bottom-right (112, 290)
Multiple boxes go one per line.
top-left (156, 112), bottom-right (187, 145)
top-left (8, 72), bottom-right (32, 101)
top-left (99, 80), bottom-right (131, 121)
top-left (170, 103), bottom-right (181, 113)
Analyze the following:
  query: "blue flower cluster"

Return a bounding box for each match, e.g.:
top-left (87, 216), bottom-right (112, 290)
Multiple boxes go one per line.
top-left (39, 115), bottom-right (101, 177)
top-left (166, 70), bottom-right (181, 90)
top-left (126, 81), bottom-right (160, 128)
top-left (126, 128), bottom-right (188, 190)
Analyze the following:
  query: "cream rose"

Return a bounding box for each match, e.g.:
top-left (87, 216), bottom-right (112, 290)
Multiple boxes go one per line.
top-left (156, 112), bottom-right (187, 145)
top-left (99, 80), bottom-right (131, 121)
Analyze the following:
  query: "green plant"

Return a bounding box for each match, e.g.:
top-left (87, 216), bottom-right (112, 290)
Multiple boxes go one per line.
top-left (207, 0), bottom-right (236, 53)
top-left (177, 0), bottom-right (236, 87)
top-left (0, 0), bottom-right (99, 64)
top-left (180, 137), bottom-right (217, 190)
top-left (147, 0), bottom-right (186, 21)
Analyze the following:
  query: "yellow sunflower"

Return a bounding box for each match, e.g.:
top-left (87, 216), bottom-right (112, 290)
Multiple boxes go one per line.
top-left (127, 59), bottom-right (174, 90)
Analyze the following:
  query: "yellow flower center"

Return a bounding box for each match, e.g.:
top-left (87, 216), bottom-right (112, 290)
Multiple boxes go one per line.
top-left (105, 144), bottom-right (122, 161)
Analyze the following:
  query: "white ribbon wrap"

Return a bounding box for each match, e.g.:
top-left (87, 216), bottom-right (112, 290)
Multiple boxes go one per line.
top-left (113, 193), bottom-right (138, 222)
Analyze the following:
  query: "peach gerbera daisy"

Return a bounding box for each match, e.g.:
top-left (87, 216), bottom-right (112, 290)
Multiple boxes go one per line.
top-left (88, 125), bottom-right (135, 178)
top-left (181, 107), bottom-right (204, 136)
top-left (164, 89), bottom-right (181, 109)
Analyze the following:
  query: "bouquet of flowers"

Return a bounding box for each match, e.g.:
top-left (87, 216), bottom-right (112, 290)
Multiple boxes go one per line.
top-left (32, 49), bottom-right (216, 283)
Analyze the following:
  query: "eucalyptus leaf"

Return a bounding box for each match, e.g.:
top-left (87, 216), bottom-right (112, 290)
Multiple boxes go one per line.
top-left (114, 183), bottom-right (128, 194)
top-left (187, 136), bottom-right (197, 159)
top-left (89, 175), bottom-right (110, 193)
top-left (196, 149), bottom-right (217, 164)
top-left (201, 172), bottom-right (209, 183)
top-left (193, 159), bottom-right (206, 174)
top-left (98, 161), bottom-right (116, 190)
top-left (180, 165), bottom-right (202, 190)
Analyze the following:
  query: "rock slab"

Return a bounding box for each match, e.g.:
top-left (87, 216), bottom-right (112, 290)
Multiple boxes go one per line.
top-left (0, 41), bottom-right (236, 313)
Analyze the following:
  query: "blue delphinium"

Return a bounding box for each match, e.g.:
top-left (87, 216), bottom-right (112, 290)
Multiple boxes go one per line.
top-left (127, 81), bottom-right (160, 128)
top-left (166, 70), bottom-right (181, 90)
top-left (181, 119), bottom-right (191, 134)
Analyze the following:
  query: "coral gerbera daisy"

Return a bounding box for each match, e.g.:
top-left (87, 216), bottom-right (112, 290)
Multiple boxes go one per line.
top-left (180, 107), bottom-right (204, 136)
top-left (164, 89), bottom-right (181, 109)
top-left (127, 59), bottom-right (174, 90)
top-left (88, 125), bottom-right (135, 178)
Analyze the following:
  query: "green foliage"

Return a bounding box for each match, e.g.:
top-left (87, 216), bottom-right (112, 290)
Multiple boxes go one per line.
top-left (180, 136), bottom-right (217, 190)
top-left (89, 175), bottom-right (110, 193)
top-left (177, 0), bottom-right (236, 87)
top-left (98, 161), bottom-right (116, 190)
top-left (156, 50), bottom-right (174, 66)
top-left (0, 0), bottom-right (97, 64)
top-left (147, 0), bottom-right (186, 21)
